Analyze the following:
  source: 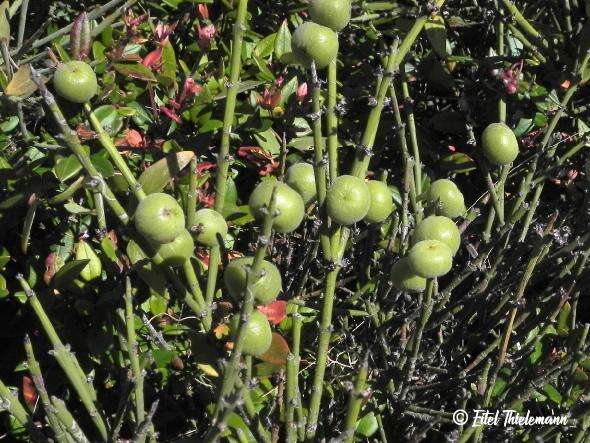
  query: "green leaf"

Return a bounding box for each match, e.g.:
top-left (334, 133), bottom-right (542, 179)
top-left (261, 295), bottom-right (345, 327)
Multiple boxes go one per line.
top-left (52, 260), bottom-right (90, 288)
top-left (275, 20), bottom-right (292, 61)
top-left (55, 155), bottom-right (83, 182)
top-left (63, 202), bottom-right (93, 214)
top-left (253, 127), bottom-right (280, 154)
top-left (160, 41), bottom-right (177, 88)
top-left (425, 15), bottom-right (448, 58)
top-left (439, 153), bottom-right (477, 174)
top-left (356, 412), bottom-right (378, 438)
top-left (0, 1), bottom-right (9, 40)
top-left (542, 384), bottom-right (563, 405)
top-left (0, 116), bottom-right (19, 133)
top-left (114, 63), bottom-right (157, 82)
top-left (226, 412), bottom-right (257, 443)
top-left (288, 135), bottom-right (319, 151)
top-left (0, 274), bottom-right (8, 298)
top-left (91, 152), bottom-right (115, 178)
top-left (254, 33), bottom-right (276, 58)
top-left (100, 237), bottom-right (118, 264)
top-left (557, 301), bottom-right (571, 336)
top-left (126, 239), bottom-right (170, 297)
top-left (93, 105), bottom-right (124, 136)
top-left (138, 151), bottom-right (195, 194)
top-left (0, 246), bottom-right (10, 270)
top-left (213, 80), bottom-right (264, 101)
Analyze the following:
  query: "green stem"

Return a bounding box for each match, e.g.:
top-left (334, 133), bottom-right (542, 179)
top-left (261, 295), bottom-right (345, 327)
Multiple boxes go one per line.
top-left (350, 0), bottom-right (447, 178)
top-left (305, 266), bottom-right (339, 440)
top-left (399, 278), bottom-right (435, 399)
top-left (500, 0), bottom-right (548, 50)
top-left (124, 278), bottom-right (145, 435)
top-left (84, 103), bottom-right (146, 201)
top-left (285, 304), bottom-right (303, 443)
top-left (0, 377), bottom-right (44, 442)
top-left (51, 396), bottom-right (90, 443)
top-left (204, 0), bottom-right (249, 331)
top-left (17, 276), bottom-right (108, 441)
top-left (342, 356), bottom-right (369, 443)
top-left (401, 66), bottom-right (422, 195)
top-left (309, 62), bottom-right (332, 258)
top-left (326, 59), bottom-right (338, 184)
top-left (25, 336), bottom-right (71, 443)
top-left (16, 0), bottom-right (29, 48)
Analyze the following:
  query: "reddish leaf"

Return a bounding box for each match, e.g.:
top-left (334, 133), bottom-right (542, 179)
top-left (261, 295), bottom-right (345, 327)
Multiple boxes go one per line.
top-left (258, 332), bottom-right (290, 366)
top-left (22, 375), bottom-right (37, 406)
top-left (257, 300), bottom-right (287, 325)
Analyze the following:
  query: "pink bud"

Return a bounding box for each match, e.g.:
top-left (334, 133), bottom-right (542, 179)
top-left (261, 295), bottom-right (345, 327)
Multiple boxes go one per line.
top-left (197, 4), bottom-right (210, 20)
top-left (142, 47), bottom-right (163, 69)
top-left (297, 82), bottom-right (308, 103)
top-left (178, 77), bottom-right (204, 105)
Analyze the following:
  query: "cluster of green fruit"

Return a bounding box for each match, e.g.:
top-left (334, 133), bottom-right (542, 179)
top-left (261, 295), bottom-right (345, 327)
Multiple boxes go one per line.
top-left (134, 193), bottom-right (228, 267)
top-left (292, 0), bottom-right (351, 69)
top-left (391, 179), bottom-right (465, 291)
top-left (224, 257), bottom-right (282, 356)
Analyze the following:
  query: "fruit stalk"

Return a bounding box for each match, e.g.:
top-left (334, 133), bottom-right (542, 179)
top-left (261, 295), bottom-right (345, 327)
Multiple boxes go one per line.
top-left (401, 65), bottom-right (422, 196)
top-left (16, 275), bottom-right (108, 441)
top-left (24, 335), bottom-right (70, 443)
top-left (124, 277), bottom-right (146, 436)
top-left (342, 355), bottom-right (369, 443)
top-left (204, 0), bottom-right (249, 330)
top-left (389, 84), bottom-right (420, 218)
top-left (309, 61), bottom-right (332, 257)
top-left (205, 185), bottom-right (278, 442)
top-left (326, 58), bottom-right (339, 183)
top-left (84, 103), bottom-right (146, 201)
top-left (186, 156), bottom-right (198, 230)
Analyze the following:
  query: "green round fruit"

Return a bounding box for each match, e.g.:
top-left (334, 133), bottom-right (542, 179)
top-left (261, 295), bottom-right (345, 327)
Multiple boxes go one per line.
top-left (481, 122), bottom-right (519, 166)
top-left (53, 61), bottom-right (98, 104)
top-left (249, 181), bottom-right (305, 233)
top-left (153, 229), bottom-right (194, 267)
top-left (224, 257), bottom-right (282, 305)
top-left (412, 215), bottom-right (461, 256)
top-left (390, 258), bottom-right (426, 293)
top-left (292, 22), bottom-right (339, 69)
top-left (285, 162), bottom-right (316, 205)
top-left (134, 193), bottom-right (185, 245)
top-left (427, 179), bottom-right (466, 219)
top-left (309, 0), bottom-right (351, 31)
top-left (240, 310), bottom-right (273, 357)
top-left (407, 239), bottom-right (453, 278)
top-left (326, 175), bottom-right (371, 225)
top-left (365, 180), bottom-right (395, 224)
top-left (192, 208), bottom-right (228, 247)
